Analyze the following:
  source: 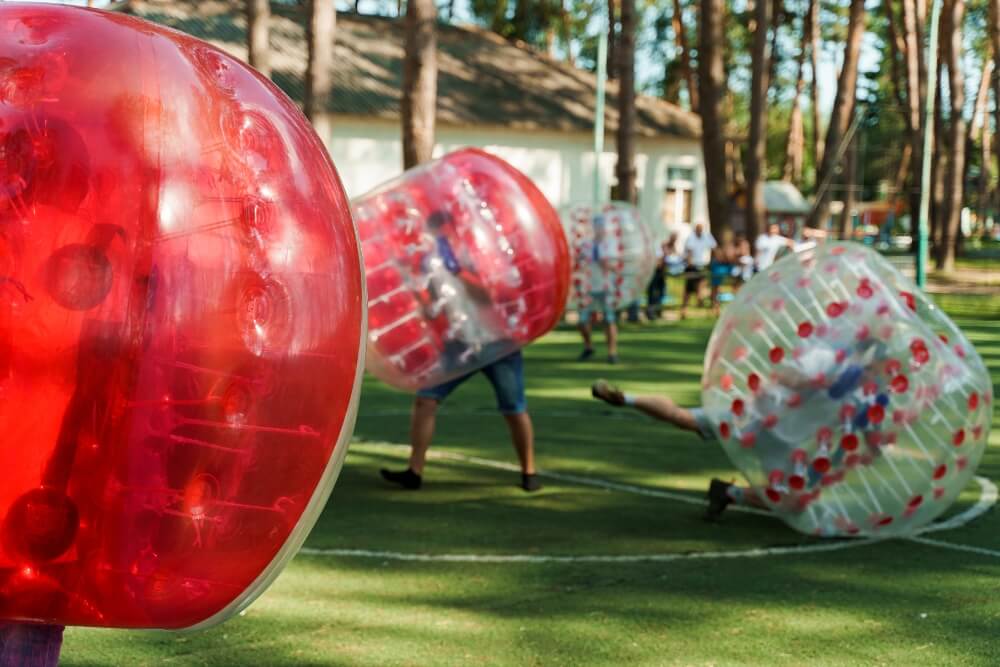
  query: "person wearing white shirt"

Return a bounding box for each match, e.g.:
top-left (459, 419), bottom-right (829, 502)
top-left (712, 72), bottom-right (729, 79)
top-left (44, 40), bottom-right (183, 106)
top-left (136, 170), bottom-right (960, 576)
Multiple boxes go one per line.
top-left (680, 222), bottom-right (717, 319)
top-left (754, 222), bottom-right (794, 272)
top-left (755, 222), bottom-right (830, 272)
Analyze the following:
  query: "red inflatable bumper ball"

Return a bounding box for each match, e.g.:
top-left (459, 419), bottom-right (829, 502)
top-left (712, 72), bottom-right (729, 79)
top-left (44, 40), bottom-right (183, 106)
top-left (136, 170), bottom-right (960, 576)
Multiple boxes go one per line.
top-left (354, 149), bottom-right (570, 391)
top-left (0, 4), bottom-right (365, 629)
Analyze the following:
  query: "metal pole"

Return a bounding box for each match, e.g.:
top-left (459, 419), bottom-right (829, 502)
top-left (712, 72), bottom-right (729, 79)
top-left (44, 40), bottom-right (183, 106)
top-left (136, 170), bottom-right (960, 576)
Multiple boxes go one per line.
top-left (594, 32), bottom-right (608, 205)
top-left (916, 0), bottom-right (942, 287)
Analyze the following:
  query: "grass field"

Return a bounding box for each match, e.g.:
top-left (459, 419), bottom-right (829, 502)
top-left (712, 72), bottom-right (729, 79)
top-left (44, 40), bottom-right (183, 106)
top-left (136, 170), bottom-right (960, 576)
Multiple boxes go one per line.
top-left (63, 295), bottom-right (1000, 666)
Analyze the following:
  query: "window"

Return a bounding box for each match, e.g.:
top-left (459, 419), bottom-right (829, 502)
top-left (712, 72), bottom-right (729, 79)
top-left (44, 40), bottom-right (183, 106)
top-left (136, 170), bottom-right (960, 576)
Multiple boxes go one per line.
top-left (662, 166), bottom-right (696, 229)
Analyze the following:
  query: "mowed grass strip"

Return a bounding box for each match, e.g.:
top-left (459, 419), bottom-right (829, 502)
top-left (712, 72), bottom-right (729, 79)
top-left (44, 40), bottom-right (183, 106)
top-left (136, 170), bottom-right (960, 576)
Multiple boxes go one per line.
top-left (64, 293), bottom-right (1000, 666)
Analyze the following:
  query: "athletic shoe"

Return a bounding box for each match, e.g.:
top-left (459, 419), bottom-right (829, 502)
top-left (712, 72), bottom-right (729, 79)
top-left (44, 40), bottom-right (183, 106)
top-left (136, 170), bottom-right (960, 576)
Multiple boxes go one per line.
top-left (591, 379), bottom-right (625, 406)
top-left (521, 473), bottom-right (542, 492)
top-left (704, 478), bottom-right (733, 521)
top-left (380, 467), bottom-right (422, 490)
top-left (578, 348), bottom-right (595, 361)
top-left (607, 354), bottom-right (619, 365)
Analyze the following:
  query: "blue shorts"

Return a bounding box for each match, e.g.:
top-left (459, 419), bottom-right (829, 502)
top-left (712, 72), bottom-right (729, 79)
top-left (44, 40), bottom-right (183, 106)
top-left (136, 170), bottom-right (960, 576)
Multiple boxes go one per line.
top-left (417, 350), bottom-right (527, 415)
top-left (579, 292), bottom-right (617, 324)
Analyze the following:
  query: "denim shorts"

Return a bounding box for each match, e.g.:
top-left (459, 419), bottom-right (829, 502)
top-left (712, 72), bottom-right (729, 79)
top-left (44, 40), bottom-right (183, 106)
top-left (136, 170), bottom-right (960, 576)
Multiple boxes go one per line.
top-left (417, 350), bottom-right (527, 415)
top-left (579, 292), bottom-right (617, 324)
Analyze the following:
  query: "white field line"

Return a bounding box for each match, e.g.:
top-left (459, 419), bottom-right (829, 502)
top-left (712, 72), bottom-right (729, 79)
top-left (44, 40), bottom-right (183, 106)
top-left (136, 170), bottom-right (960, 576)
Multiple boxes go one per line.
top-left (306, 441), bottom-right (998, 564)
top-left (298, 539), bottom-right (882, 564)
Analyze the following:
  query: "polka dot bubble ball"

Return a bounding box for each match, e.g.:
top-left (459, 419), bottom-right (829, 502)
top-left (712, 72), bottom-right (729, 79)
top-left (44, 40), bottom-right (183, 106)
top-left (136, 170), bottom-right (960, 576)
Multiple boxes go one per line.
top-left (563, 202), bottom-right (657, 314)
top-left (702, 242), bottom-right (992, 537)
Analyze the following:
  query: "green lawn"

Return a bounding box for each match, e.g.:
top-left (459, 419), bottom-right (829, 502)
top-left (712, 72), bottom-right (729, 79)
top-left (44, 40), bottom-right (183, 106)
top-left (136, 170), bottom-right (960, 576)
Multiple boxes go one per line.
top-left (63, 295), bottom-right (1000, 666)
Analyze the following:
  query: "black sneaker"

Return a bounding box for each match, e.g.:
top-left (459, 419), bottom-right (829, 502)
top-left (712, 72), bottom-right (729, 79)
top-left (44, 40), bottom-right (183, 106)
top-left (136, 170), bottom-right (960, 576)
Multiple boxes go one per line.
top-left (607, 354), bottom-right (619, 365)
top-left (381, 467), bottom-right (422, 490)
top-left (521, 473), bottom-right (542, 492)
top-left (577, 348), bottom-right (595, 361)
top-left (704, 478), bottom-right (733, 521)
top-left (591, 379), bottom-right (626, 406)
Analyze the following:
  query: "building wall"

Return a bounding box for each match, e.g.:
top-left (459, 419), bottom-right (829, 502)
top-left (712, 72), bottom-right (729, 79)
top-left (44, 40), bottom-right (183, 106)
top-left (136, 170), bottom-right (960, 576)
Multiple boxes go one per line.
top-left (324, 116), bottom-right (708, 241)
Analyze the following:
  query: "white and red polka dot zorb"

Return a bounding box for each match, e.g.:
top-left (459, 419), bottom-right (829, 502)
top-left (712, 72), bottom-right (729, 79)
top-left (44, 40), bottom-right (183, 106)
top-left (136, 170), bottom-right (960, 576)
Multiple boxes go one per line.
top-left (702, 242), bottom-right (992, 537)
top-left (563, 203), bottom-right (657, 315)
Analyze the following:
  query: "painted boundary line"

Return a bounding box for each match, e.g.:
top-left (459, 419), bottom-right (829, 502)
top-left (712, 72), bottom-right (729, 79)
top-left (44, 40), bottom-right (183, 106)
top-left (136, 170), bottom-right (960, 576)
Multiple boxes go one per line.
top-left (301, 441), bottom-right (999, 564)
top-left (299, 539), bottom-right (883, 564)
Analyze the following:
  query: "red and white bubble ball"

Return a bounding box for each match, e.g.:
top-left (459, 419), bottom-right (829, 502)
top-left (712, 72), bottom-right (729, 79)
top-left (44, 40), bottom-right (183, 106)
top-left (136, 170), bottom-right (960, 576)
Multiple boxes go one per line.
top-left (0, 4), bottom-right (364, 628)
top-left (564, 203), bottom-right (657, 314)
top-left (355, 149), bottom-right (570, 391)
top-left (702, 243), bottom-right (992, 537)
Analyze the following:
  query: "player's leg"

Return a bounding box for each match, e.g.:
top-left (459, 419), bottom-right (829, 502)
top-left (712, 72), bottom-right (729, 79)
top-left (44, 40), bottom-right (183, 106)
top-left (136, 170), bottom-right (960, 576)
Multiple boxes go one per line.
top-left (0, 623), bottom-right (64, 667)
top-left (605, 310), bottom-right (619, 364)
top-left (482, 351), bottom-right (541, 491)
top-left (591, 380), bottom-right (702, 434)
top-left (577, 302), bottom-right (595, 360)
top-left (380, 375), bottom-right (469, 489)
top-left (705, 479), bottom-right (768, 521)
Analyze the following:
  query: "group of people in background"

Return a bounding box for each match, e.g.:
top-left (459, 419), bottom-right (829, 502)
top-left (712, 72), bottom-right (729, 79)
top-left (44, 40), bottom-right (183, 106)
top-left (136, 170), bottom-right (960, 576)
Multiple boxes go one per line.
top-left (645, 220), bottom-right (829, 322)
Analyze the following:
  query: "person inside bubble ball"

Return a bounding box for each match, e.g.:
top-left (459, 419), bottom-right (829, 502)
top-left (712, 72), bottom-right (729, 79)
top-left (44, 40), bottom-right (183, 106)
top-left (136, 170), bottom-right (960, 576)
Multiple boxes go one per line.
top-left (589, 335), bottom-right (892, 521)
top-left (381, 211), bottom-right (542, 493)
top-left (577, 214), bottom-right (620, 364)
top-left (416, 210), bottom-right (504, 370)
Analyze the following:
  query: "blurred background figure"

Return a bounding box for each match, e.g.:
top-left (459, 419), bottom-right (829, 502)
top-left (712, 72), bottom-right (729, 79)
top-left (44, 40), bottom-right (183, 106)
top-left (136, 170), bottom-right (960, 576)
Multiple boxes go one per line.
top-left (680, 222), bottom-right (717, 319)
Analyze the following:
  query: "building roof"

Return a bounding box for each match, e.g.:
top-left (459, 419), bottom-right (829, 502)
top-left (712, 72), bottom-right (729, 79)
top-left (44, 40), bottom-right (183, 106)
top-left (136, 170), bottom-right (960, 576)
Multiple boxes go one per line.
top-left (115, 0), bottom-right (701, 140)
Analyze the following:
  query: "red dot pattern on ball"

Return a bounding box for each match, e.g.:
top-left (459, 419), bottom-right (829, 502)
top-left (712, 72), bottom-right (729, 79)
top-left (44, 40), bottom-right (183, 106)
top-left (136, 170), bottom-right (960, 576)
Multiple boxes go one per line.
top-left (841, 434), bottom-right (859, 451)
top-left (969, 393), bottom-right (979, 410)
top-left (891, 375), bottom-right (909, 394)
top-left (769, 347), bottom-right (784, 364)
top-left (826, 302), bottom-right (847, 318)
top-left (867, 405), bottom-right (885, 425)
top-left (953, 429), bottom-right (966, 446)
top-left (933, 464), bottom-right (948, 480)
top-left (748, 374), bottom-right (761, 392)
top-left (797, 322), bottom-right (814, 338)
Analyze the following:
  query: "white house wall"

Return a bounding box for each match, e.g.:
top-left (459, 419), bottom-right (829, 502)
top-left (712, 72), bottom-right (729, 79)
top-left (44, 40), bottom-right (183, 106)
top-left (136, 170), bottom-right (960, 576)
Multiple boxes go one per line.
top-left (325, 117), bottom-right (708, 241)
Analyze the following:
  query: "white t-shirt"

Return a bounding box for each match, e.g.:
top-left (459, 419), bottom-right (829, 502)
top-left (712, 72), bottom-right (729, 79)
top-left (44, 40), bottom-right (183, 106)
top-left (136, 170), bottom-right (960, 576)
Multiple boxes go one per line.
top-left (755, 233), bottom-right (790, 271)
top-left (684, 231), bottom-right (717, 268)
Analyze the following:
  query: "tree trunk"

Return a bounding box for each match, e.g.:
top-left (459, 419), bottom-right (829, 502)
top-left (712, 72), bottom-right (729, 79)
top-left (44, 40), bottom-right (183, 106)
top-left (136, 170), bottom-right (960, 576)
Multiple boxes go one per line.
top-left (884, 0), bottom-right (910, 122)
top-left (608, 0), bottom-right (618, 81)
top-left (672, 0), bottom-right (699, 111)
top-left (838, 132), bottom-right (858, 239)
top-left (783, 0), bottom-right (813, 184)
top-left (893, 142), bottom-right (913, 202)
top-left (936, 0), bottom-right (966, 271)
top-left (401, 0), bottom-right (438, 168)
top-left (615, 0), bottom-right (637, 203)
top-left (810, 0), bottom-right (823, 172)
top-left (901, 0), bottom-right (926, 227)
top-left (699, 0), bottom-right (730, 238)
top-left (305, 0), bottom-right (336, 139)
top-left (992, 0), bottom-right (1000, 209)
top-left (745, 0), bottom-right (773, 243)
top-left (807, 0), bottom-right (866, 229)
top-left (931, 57), bottom-right (947, 252)
top-left (966, 55), bottom-right (993, 220)
top-left (246, 0), bottom-right (271, 77)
